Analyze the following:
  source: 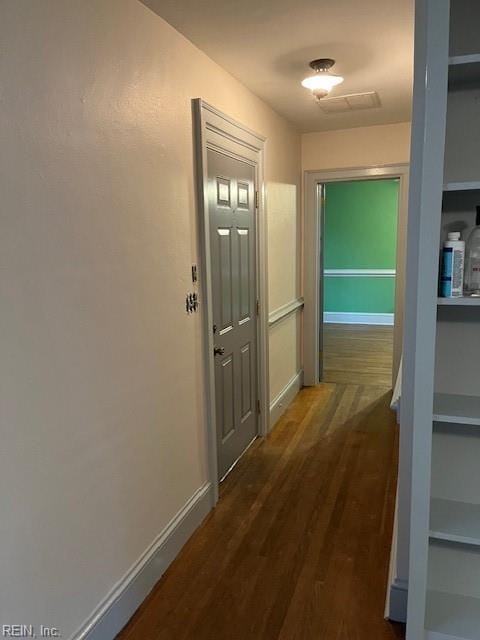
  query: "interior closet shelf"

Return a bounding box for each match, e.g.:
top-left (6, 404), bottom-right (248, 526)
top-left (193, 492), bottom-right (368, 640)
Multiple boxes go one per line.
top-left (443, 182), bottom-right (480, 192)
top-left (426, 590), bottom-right (480, 640)
top-left (449, 54), bottom-right (480, 66)
top-left (448, 54), bottom-right (480, 89)
top-left (433, 393), bottom-right (480, 425)
top-left (430, 498), bottom-right (480, 546)
top-left (437, 297), bottom-right (480, 306)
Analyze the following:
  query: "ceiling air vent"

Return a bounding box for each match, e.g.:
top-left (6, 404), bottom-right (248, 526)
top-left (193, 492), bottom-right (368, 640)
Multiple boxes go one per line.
top-left (317, 91), bottom-right (381, 113)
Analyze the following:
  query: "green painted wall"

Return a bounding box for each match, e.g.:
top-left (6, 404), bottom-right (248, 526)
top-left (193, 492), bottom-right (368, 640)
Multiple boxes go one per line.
top-left (324, 179), bottom-right (399, 314)
top-left (324, 277), bottom-right (395, 313)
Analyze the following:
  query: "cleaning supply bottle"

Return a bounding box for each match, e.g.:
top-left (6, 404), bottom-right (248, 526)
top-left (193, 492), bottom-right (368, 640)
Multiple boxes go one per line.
top-left (440, 232), bottom-right (465, 297)
top-left (464, 206), bottom-right (480, 296)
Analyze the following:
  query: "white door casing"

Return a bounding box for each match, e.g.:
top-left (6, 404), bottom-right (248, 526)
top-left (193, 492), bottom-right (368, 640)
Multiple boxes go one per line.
top-left (303, 164), bottom-right (409, 387)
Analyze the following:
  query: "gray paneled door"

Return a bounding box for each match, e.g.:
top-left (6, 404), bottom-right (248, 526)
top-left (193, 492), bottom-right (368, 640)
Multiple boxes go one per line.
top-left (207, 149), bottom-right (258, 480)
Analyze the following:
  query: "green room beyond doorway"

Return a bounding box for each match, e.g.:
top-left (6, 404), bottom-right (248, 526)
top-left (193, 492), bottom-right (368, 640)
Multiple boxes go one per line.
top-left (323, 178), bottom-right (399, 324)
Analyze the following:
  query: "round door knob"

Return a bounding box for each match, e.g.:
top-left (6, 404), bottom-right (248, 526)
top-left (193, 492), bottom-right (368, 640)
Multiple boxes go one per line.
top-left (214, 346), bottom-right (225, 356)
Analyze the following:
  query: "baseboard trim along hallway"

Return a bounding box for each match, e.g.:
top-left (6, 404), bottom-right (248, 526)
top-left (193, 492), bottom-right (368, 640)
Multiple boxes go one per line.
top-left (73, 483), bottom-right (213, 640)
top-left (269, 370), bottom-right (304, 427)
top-left (385, 501), bottom-right (408, 623)
top-left (388, 579), bottom-right (409, 623)
top-left (324, 312), bottom-right (394, 326)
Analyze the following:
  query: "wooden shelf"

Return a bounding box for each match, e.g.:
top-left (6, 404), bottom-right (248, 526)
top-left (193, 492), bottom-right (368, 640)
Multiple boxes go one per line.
top-left (430, 498), bottom-right (480, 546)
top-left (433, 394), bottom-right (480, 425)
top-left (426, 590), bottom-right (480, 639)
top-left (443, 182), bottom-right (480, 192)
top-left (449, 54), bottom-right (480, 90)
top-left (438, 297), bottom-right (480, 306)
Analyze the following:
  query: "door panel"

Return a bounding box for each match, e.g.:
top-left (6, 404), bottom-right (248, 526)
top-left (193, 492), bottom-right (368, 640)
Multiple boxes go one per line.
top-left (240, 342), bottom-right (252, 421)
top-left (216, 228), bottom-right (234, 332)
top-left (208, 149), bottom-right (257, 479)
top-left (220, 354), bottom-right (235, 441)
top-left (238, 228), bottom-right (251, 321)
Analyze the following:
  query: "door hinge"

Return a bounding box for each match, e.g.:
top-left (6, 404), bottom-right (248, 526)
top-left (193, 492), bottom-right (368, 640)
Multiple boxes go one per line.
top-left (255, 190), bottom-right (259, 210)
top-left (257, 400), bottom-right (261, 414)
top-left (256, 299), bottom-right (260, 316)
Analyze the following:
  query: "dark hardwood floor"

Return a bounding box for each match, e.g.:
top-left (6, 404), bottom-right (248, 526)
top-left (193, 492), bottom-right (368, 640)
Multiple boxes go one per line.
top-left (118, 328), bottom-right (404, 640)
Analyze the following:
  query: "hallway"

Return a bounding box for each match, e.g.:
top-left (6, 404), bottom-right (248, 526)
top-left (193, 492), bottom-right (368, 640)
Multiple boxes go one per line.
top-left (118, 373), bottom-right (403, 638)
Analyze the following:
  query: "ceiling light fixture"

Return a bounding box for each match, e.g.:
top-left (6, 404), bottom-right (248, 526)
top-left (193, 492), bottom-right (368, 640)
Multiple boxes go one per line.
top-left (301, 58), bottom-right (344, 101)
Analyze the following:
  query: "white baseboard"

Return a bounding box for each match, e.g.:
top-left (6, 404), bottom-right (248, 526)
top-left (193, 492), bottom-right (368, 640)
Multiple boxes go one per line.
top-left (324, 312), bottom-right (394, 326)
top-left (385, 487), bottom-right (407, 623)
top-left (388, 578), bottom-right (408, 623)
top-left (73, 482), bottom-right (213, 640)
top-left (269, 370), bottom-right (303, 428)
top-left (385, 485), bottom-right (408, 622)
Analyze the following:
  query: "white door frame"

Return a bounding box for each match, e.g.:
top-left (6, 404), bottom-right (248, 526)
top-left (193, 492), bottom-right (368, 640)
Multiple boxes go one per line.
top-left (303, 164), bottom-right (409, 386)
top-left (193, 99), bottom-right (269, 504)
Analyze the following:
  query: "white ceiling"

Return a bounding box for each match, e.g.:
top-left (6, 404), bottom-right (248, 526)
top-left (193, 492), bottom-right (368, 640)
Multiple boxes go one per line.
top-left (142, 0), bottom-right (414, 133)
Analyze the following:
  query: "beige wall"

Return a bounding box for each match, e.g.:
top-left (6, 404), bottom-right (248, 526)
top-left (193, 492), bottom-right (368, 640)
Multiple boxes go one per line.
top-left (302, 122), bottom-right (411, 171)
top-left (0, 1), bottom-right (301, 636)
top-left (267, 182), bottom-right (302, 399)
top-left (301, 122), bottom-right (411, 381)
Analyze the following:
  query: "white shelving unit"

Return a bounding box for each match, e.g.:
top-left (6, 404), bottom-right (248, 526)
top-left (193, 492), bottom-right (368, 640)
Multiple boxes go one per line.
top-left (405, 2), bottom-right (480, 639)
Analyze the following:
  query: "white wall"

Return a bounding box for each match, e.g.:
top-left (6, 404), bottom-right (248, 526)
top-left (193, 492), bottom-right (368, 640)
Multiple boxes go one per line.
top-left (0, 1), bottom-right (301, 636)
top-left (267, 183), bottom-right (302, 400)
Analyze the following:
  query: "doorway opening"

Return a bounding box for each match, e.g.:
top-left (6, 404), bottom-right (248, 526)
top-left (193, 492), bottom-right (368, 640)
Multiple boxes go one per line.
top-left (303, 165), bottom-right (409, 390)
top-left (320, 178), bottom-right (399, 387)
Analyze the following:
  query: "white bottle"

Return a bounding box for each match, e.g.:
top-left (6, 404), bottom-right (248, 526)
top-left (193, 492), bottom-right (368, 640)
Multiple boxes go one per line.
top-left (464, 206), bottom-right (480, 296)
top-left (440, 232), bottom-right (465, 298)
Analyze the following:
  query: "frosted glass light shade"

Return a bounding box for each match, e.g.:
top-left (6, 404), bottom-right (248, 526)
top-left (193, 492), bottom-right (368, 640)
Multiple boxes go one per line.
top-left (301, 72), bottom-right (344, 94)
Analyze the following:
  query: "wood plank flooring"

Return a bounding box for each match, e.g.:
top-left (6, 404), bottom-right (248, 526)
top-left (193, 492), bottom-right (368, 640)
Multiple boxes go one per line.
top-left (323, 324), bottom-right (394, 387)
top-left (118, 326), bottom-right (404, 640)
